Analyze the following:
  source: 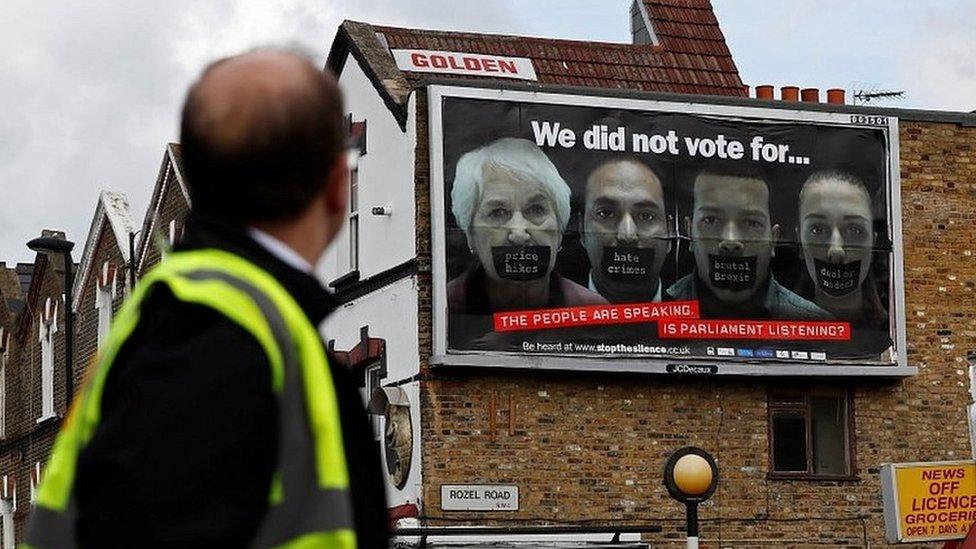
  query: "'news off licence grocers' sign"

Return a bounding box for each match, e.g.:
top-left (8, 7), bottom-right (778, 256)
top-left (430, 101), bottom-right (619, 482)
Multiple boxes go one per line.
top-left (881, 461), bottom-right (976, 543)
top-left (392, 49), bottom-right (538, 81)
top-left (441, 484), bottom-right (519, 511)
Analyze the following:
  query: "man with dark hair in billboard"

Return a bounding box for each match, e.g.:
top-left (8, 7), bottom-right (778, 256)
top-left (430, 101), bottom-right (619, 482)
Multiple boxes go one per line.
top-left (798, 170), bottom-right (887, 328)
top-left (581, 158), bottom-right (672, 303)
top-left (447, 138), bottom-right (606, 331)
top-left (667, 169), bottom-right (830, 320)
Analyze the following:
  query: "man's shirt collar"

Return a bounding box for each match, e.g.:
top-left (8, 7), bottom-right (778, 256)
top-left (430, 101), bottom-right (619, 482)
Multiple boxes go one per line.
top-left (247, 227), bottom-right (315, 274)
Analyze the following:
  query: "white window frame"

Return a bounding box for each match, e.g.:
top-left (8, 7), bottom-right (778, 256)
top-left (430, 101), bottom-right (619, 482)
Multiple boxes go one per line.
top-left (0, 329), bottom-right (8, 440)
top-left (349, 160), bottom-right (360, 272)
top-left (365, 364), bottom-right (383, 441)
top-left (38, 297), bottom-right (58, 423)
top-left (95, 262), bottom-right (117, 350)
top-left (0, 475), bottom-right (14, 549)
top-left (29, 463), bottom-right (40, 505)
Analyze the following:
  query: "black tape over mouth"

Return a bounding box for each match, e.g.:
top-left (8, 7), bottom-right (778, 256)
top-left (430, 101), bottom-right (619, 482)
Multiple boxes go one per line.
top-left (492, 245), bottom-right (552, 281)
top-left (708, 255), bottom-right (757, 291)
top-left (814, 258), bottom-right (861, 296)
top-left (601, 246), bottom-right (655, 282)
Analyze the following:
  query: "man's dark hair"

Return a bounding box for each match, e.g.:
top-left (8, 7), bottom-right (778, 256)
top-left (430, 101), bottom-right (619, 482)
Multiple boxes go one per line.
top-left (180, 49), bottom-right (346, 224)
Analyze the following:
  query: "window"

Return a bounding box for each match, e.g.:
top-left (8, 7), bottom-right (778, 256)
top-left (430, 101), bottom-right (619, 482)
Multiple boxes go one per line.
top-left (768, 388), bottom-right (853, 478)
top-left (0, 328), bottom-right (8, 439)
top-left (95, 262), bottom-right (117, 349)
top-left (29, 463), bottom-right (40, 505)
top-left (0, 475), bottom-right (14, 549)
top-left (348, 163), bottom-right (359, 272)
top-left (365, 364), bottom-right (383, 441)
top-left (37, 297), bottom-right (58, 422)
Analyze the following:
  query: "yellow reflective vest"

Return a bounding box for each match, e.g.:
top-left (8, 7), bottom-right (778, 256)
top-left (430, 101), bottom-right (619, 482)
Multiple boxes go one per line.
top-left (24, 249), bottom-right (357, 549)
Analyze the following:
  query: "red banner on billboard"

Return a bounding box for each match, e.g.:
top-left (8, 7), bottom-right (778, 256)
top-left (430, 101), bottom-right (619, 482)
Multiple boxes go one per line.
top-left (494, 301), bottom-right (699, 332)
top-left (658, 319), bottom-right (851, 341)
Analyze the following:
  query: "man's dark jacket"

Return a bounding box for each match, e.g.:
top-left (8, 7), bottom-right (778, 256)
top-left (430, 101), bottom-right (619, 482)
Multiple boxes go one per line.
top-left (73, 215), bottom-right (388, 548)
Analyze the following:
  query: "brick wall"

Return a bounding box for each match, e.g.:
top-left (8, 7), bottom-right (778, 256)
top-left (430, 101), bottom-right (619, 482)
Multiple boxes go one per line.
top-left (138, 160), bottom-right (191, 277)
top-left (416, 101), bottom-right (976, 547)
top-left (74, 223), bottom-right (128, 391)
top-left (0, 252), bottom-right (69, 539)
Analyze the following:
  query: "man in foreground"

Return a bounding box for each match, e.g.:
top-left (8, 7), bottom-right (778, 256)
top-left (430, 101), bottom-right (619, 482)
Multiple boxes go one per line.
top-left (28, 49), bottom-right (387, 548)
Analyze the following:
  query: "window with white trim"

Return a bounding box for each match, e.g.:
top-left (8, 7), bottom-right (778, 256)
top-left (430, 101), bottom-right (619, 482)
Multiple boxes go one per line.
top-left (29, 463), bottom-right (41, 505)
top-left (0, 328), bottom-right (8, 439)
top-left (349, 160), bottom-right (359, 272)
top-left (365, 364), bottom-right (383, 441)
top-left (95, 262), bottom-right (117, 349)
top-left (38, 297), bottom-right (58, 422)
top-left (0, 475), bottom-right (15, 549)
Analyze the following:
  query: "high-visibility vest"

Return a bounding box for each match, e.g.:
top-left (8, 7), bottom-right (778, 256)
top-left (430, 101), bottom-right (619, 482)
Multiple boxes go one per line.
top-left (23, 249), bottom-right (357, 549)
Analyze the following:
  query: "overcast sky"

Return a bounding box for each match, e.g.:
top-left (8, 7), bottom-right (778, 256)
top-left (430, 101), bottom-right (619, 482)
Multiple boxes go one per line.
top-left (1, 0), bottom-right (973, 263)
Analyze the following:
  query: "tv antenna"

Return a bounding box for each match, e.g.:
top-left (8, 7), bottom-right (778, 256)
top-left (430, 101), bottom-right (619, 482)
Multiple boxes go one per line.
top-left (849, 82), bottom-right (905, 105)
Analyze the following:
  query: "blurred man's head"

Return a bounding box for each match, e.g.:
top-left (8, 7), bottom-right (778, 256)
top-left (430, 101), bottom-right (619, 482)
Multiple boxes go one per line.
top-left (581, 158), bottom-right (671, 302)
top-left (685, 170), bottom-right (779, 305)
top-left (180, 49), bottom-right (348, 259)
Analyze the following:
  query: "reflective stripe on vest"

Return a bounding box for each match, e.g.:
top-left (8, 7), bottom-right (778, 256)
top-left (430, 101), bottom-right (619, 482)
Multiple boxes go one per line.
top-left (24, 250), bottom-right (357, 549)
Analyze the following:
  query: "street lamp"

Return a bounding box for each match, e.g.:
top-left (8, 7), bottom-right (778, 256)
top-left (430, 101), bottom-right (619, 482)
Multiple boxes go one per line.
top-left (664, 447), bottom-right (719, 549)
top-left (27, 236), bottom-right (76, 406)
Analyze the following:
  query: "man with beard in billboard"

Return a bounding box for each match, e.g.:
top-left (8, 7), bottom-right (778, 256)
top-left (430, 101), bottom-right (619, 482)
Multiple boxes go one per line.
top-left (667, 169), bottom-right (830, 320)
top-left (798, 170), bottom-right (888, 330)
top-left (447, 138), bottom-right (606, 347)
top-left (581, 157), bottom-right (672, 303)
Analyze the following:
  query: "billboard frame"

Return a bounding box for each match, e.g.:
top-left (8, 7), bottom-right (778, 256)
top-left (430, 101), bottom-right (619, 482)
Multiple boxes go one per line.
top-left (427, 84), bottom-right (913, 377)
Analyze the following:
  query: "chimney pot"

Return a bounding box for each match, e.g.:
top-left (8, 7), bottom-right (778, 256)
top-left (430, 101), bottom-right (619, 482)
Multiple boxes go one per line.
top-left (801, 88), bottom-right (820, 102)
top-left (756, 85), bottom-right (774, 100)
top-left (781, 86), bottom-right (800, 102)
top-left (827, 88), bottom-right (845, 105)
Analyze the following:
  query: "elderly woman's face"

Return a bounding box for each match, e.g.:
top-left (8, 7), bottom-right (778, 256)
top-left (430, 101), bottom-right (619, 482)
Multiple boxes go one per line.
top-left (468, 165), bottom-right (562, 282)
top-left (800, 179), bottom-right (874, 298)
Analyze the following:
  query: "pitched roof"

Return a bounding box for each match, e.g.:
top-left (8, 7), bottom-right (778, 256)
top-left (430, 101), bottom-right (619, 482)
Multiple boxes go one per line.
top-left (135, 143), bottom-right (191, 274)
top-left (71, 190), bottom-right (135, 312)
top-left (327, 0), bottom-right (744, 126)
top-left (0, 264), bottom-right (23, 317)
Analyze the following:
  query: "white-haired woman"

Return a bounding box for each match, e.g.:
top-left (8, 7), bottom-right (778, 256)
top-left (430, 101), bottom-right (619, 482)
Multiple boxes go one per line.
top-left (447, 138), bottom-right (606, 324)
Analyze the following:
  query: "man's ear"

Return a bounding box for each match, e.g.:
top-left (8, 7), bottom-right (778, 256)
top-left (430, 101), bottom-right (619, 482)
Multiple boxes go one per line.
top-left (771, 223), bottom-right (781, 257)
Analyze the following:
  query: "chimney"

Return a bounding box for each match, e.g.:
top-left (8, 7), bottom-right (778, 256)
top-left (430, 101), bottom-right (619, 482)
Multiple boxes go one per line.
top-left (755, 85), bottom-right (774, 100)
top-left (827, 88), bottom-right (846, 105)
top-left (780, 86), bottom-right (800, 102)
top-left (801, 88), bottom-right (820, 102)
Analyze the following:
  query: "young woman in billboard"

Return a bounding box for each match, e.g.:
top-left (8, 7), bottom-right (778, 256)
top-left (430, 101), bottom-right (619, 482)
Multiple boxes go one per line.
top-left (447, 138), bottom-right (606, 348)
top-left (798, 170), bottom-right (889, 333)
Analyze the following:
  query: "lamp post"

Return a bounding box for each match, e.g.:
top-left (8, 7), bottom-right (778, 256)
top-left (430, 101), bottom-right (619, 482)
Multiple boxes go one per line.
top-left (27, 236), bottom-right (76, 406)
top-left (664, 447), bottom-right (719, 549)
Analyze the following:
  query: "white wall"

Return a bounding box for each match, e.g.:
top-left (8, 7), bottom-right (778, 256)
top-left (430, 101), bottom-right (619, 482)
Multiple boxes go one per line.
top-left (321, 276), bottom-right (422, 509)
top-left (320, 54), bottom-right (417, 284)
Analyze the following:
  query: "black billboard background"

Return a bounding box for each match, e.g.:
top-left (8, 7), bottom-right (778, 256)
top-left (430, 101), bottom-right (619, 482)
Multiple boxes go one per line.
top-left (440, 96), bottom-right (894, 363)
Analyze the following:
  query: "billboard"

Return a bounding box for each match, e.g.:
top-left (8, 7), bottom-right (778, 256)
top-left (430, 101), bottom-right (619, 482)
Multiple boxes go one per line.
top-left (429, 85), bottom-right (910, 376)
top-left (881, 461), bottom-right (976, 543)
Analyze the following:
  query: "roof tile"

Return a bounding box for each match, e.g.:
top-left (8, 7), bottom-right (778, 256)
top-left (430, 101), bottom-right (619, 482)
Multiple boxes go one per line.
top-left (359, 0), bottom-right (744, 98)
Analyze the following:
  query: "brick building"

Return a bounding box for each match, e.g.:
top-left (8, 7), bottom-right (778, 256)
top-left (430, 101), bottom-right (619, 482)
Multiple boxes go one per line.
top-left (320, 1), bottom-right (976, 547)
top-left (0, 143), bottom-right (186, 545)
top-left (0, 230), bottom-right (73, 544)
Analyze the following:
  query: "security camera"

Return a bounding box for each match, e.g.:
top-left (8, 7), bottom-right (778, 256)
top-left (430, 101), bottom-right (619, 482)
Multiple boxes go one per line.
top-left (371, 206), bottom-right (393, 216)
